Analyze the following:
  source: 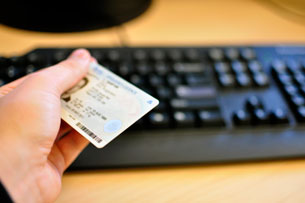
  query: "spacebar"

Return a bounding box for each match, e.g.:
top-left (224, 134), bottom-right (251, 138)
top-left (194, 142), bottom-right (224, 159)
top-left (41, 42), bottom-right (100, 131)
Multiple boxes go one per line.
top-left (170, 98), bottom-right (218, 110)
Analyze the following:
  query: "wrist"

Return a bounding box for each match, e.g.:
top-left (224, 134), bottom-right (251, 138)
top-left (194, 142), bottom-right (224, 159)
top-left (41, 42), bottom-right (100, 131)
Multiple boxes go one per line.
top-left (0, 137), bottom-right (39, 202)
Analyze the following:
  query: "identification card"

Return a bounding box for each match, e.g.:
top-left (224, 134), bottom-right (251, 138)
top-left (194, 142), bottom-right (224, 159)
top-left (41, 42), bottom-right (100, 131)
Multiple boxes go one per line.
top-left (61, 62), bottom-right (159, 148)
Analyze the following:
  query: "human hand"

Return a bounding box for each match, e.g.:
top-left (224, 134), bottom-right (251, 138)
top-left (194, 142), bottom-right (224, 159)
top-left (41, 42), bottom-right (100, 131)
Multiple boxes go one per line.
top-left (0, 49), bottom-right (92, 202)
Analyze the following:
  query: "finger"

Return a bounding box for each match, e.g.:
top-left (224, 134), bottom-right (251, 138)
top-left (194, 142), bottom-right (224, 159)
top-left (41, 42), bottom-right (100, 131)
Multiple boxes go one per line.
top-left (0, 75), bottom-right (29, 97)
top-left (90, 57), bottom-right (97, 63)
top-left (24, 49), bottom-right (91, 96)
top-left (56, 130), bottom-right (89, 169)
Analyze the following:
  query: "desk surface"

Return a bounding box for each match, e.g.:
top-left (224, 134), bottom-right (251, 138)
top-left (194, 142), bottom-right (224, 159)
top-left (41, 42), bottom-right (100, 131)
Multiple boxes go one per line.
top-left (1, 0), bottom-right (305, 202)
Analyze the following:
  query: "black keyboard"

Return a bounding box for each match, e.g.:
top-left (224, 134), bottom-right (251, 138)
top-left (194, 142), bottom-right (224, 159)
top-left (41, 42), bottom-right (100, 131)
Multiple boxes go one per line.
top-left (2, 45), bottom-right (305, 169)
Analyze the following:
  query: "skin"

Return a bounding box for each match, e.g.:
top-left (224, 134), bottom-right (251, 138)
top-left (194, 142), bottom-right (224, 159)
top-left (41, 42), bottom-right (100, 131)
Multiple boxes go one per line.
top-left (0, 49), bottom-right (93, 202)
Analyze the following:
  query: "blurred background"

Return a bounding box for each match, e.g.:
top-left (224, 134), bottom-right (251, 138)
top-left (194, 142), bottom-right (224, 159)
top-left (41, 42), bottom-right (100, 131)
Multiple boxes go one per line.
top-left (0, 0), bottom-right (305, 55)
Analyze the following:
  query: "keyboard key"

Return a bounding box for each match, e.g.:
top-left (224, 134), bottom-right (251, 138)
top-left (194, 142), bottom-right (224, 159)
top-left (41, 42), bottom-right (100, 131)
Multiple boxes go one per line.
top-left (170, 99), bottom-right (218, 110)
top-left (156, 87), bottom-right (173, 99)
top-left (155, 62), bottom-right (170, 75)
top-left (291, 71), bottom-right (304, 81)
top-left (133, 50), bottom-right (148, 61)
top-left (168, 49), bottom-right (183, 61)
top-left (25, 64), bottom-right (38, 74)
top-left (272, 60), bottom-right (287, 74)
top-left (253, 72), bottom-right (269, 87)
top-left (173, 63), bottom-right (206, 73)
top-left (185, 49), bottom-right (200, 62)
top-left (246, 96), bottom-right (264, 111)
top-left (218, 73), bottom-right (236, 88)
top-left (53, 50), bottom-right (69, 64)
top-left (214, 62), bottom-right (230, 74)
top-left (253, 108), bottom-right (269, 124)
top-left (151, 49), bottom-right (166, 61)
top-left (148, 112), bottom-right (170, 128)
top-left (277, 73), bottom-right (294, 86)
top-left (231, 60), bottom-right (247, 73)
top-left (4, 66), bottom-right (21, 79)
top-left (118, 63), bottom-right (134, 76)
top-left (294, 74), bottom-right (305, 87)
top-left (248, 60), bottom-right (263, 73)
top-left (149, 75), bottom-right (164, 87)
top-left (129, 74), bottom-right (145, 86)
top-left (287, 60), bottom-right (301, 71)
top-left (136, 62), bottom-right (152, 75)
top-left (107, 50), bottom-right (120, 62)
top-left (27, 52), bottom-right (45, 66)
top-left (232, 109), bottom-right (251, 126)
top-left (284, 85), bottom-right (299, 96)
top-left (225, 48), bottom-right (239, 60)
top-left (236, 73), bottom-right (252, 87)
top-left (291, 95), bottom-right (305, 107)
top-left (209, 48), bottom-right (224, 61)
top-left (185, 74), bottom-right (210, 85)
top-left (198, 110), bottom-right (225, 127)
top-left (269, 108), bottom-right (289, 124)
top-left (167, 74), bottom-right (183, 86)
top-left (175, 86), bottom-right (216, 99)
top-left (287, 63), bottom-right (302, 76)
top-left (173, 111), bottom-right (195, 127)
top-left (241, 48), bottom-right (256, 60)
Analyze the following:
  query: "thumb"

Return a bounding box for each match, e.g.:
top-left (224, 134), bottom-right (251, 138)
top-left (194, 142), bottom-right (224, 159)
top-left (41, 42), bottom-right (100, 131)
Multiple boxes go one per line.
top-left (26, 49), bottom-right (91, 96)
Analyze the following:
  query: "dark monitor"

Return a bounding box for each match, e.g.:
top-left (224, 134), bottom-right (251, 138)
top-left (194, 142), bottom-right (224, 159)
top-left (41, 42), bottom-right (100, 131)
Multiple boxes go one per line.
top-left (0, 0), bottom-right (152, 32)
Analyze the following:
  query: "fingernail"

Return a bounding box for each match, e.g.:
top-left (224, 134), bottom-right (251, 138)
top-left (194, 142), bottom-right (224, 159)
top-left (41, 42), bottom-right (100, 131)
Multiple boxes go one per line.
top-left (69, 49), bottom-right (90, 65)
top-left (90, 57), bottom-right (97, 63)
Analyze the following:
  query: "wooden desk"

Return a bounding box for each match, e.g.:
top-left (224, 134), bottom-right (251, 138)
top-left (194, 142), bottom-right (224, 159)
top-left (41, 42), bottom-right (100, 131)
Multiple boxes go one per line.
top-left (1, 0), bottom-right (305, 202)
